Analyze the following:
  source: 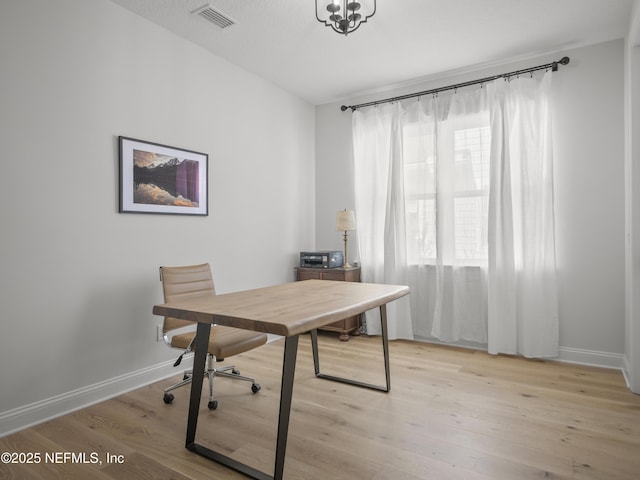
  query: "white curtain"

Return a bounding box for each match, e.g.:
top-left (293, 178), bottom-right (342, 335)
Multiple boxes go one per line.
top-left (352, 71), bottom-right (559, 357)
top-left (487, 73), bottom-right (559, 357)
top-left (352, 102), bottom-right (414, 339)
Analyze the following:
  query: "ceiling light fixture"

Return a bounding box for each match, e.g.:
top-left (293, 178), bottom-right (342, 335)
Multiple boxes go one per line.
top-left (315, 0), bottom-right (376, 36)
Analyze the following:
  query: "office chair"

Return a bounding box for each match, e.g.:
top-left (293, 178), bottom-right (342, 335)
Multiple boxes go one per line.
top-left (159, 263), bottom-right (267, 410)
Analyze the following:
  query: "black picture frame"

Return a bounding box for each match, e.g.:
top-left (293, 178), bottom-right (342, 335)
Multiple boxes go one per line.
top-left (119, 136), bottom-right (208, 216)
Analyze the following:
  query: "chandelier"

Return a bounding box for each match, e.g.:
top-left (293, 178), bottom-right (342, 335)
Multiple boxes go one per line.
top-left (315, 1), bottom-right (376, 36)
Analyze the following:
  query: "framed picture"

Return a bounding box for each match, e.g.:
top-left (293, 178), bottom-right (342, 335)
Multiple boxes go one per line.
top-left (119, 136), bottom-right (208, 216)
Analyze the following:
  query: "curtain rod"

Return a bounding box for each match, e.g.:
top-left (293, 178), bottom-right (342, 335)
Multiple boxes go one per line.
top-left (340, 56), bottom-right (570, 112)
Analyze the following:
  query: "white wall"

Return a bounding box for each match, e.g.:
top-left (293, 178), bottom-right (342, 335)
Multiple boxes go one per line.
top-left (0, 0), bottom-right (315, 434)
top-left (314, 106), bottom-right (357, 255)
top-left (552, 41), bottom-right (625, 359)
top-left (316, 40), bottom-right (626, 366)
top-left (624, 0), bottom-right (640, 393)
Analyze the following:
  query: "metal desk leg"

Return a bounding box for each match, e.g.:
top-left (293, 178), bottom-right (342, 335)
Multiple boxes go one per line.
top-left (184, 325), bottom-right (299, 480)
top-left (186, 321), bottom-right (210, 446)
top-left (274, 335), bottom-right (299, 480)
top-left (311, 304), bottom-right (391, 392)
top-left (380, 304), bottom-right (391, 391)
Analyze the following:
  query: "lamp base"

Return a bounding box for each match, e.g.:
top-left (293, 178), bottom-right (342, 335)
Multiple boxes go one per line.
top-left (342, 231), bottom-right (352, 269)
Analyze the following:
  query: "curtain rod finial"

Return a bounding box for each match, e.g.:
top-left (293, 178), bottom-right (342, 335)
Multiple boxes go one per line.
top-left (340, 105), bottom-right (349, 112)
top-left (552, 57), bottom-right (570, 72)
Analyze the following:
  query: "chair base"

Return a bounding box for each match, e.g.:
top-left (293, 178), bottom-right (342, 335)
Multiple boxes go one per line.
top-left (163, 354), bottom-right (260, 410)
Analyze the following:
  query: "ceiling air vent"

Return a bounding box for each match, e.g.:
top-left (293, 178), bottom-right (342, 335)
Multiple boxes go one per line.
top-left (191, 4), bottom-right (236, 29)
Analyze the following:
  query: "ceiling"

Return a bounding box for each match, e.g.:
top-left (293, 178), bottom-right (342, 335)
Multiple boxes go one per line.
top-left (108, 0), bottom-right (634, 105)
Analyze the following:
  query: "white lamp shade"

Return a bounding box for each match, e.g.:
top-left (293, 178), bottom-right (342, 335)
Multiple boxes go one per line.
top-left (336, 210), bottom-right (356, 231)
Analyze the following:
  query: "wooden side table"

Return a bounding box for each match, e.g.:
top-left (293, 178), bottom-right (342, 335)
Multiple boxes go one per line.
top-left (295, 266), bottom-right (361, 341)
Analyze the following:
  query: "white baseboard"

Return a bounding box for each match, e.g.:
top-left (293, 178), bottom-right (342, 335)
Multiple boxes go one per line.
top-left (621, 355), bottom-right (633, 390)
top-left (0, 336), bottom-right (284, 438)
top-left (0, 356), bottom-right (194, 439)
top-left (414, 336), bottom-right (625, 370)
top-left (556, 346), bottom-right (624, 370)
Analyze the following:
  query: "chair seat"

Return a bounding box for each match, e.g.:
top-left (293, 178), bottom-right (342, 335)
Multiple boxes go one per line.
top-left (171, 325), bottom-right (267, 359)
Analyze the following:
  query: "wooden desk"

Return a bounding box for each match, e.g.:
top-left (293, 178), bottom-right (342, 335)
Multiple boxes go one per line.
top-left (153, 279), bottom-right (409, 480)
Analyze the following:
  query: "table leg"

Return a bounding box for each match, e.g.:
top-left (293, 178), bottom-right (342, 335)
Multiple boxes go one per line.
top-left (184, 325), bottom-right (299, 480)
top-left (311, 304), bottom-right (391, 392)
top-left (186, 321), bottom-right (210, 446)
top-left (380, 304), bottom-right (391, 392)
top-left (274, 335), bottom-right (299, 480)
top-left (311, 328), bottom-right (320, 375)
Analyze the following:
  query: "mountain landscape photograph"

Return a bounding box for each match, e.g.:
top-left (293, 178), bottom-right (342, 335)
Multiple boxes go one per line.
top-left (132, 149), bottom-right (200, 208)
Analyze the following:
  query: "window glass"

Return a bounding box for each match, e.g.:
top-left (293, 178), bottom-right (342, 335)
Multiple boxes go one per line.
top-left (403, 117), bottom-right (490, 266)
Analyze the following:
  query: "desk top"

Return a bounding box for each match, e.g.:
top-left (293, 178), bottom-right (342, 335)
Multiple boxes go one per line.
top-left (153, 279), bottom-right (409, 337)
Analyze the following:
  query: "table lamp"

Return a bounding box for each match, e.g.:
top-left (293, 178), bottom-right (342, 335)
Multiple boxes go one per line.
top-left (336, 209), bottom-right (356, 268)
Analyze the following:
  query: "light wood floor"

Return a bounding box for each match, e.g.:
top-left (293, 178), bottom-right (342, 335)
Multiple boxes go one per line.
top-left (1, 333), bottom-right (639, 480)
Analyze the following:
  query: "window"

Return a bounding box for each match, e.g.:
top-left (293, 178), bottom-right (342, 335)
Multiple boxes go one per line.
top-left (453, 125), bottom-right (490, 262)
top-left (403, 113), bottom-right (490, 266)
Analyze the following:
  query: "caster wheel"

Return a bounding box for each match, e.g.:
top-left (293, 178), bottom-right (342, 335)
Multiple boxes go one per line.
top-left (163, 393), bottom-right (174, 404)
top-left (208, 400), bottom-right (218, 410)
top-left (232, 369), bottom-right (240, 375)
top-left (251, 383), bottom-right (261, 394)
